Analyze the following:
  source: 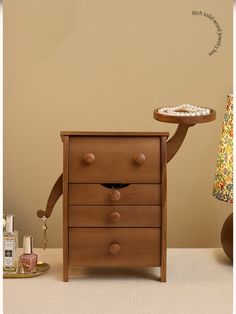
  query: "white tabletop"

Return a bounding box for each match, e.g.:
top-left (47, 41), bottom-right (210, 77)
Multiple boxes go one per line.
top-left (3, 248), bottom-right (232, 314)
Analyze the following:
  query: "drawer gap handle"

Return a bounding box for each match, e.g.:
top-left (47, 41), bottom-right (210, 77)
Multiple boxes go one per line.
top-left (101, 183), bottom-right (129, 189)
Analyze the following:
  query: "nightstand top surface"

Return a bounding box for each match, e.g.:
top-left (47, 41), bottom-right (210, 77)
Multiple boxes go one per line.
top-left (60, 131), bottom-right (169, 140)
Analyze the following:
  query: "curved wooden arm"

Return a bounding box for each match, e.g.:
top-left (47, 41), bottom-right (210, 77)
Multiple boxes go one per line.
top-left (154, 107), bottom-right (216, 163)
top-left (37, 174), bottom-right (63, 218)
top-left (167, 124), bottom-right (195, 162)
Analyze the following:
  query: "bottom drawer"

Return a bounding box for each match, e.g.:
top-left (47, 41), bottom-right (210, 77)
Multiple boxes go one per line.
top-left (69, 228), bottom-right (161, 267)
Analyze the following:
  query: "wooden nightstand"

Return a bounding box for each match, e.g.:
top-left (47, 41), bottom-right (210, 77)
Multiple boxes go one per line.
top-left (63, 132), bottom-right (167, 282)
top-left (37, 107), bottom-right (216, 282)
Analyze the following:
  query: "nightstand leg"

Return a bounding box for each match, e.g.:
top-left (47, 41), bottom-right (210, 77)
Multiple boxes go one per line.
top-left (160, 266), bottom-right (166, 282)
top-left (63, 267), bottom-right (68, 282)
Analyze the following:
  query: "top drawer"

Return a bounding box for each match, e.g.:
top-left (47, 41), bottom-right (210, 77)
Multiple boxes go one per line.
top-left (68, 136), bottom-right (161, 183)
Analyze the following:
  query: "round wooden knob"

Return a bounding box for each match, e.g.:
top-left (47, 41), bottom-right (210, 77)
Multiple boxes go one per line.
top-left (110, 190), bottom-right (121, 202)
top-left (83, 153), bottom-right (95, 164)
top-left (109, 243), bottom-right (121, 254)
top-left (134, 153), bottom-right (146, 165)
top-left (109, 211), bottom-right (121, 223)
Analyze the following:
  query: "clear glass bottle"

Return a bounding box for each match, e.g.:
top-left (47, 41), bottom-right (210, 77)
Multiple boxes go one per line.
top-left (3, 215), bottom-right (18, 272)
top-left (19, 235), bottom-right (38, 273)
top-left (3, 213), bottom-right (6, 231)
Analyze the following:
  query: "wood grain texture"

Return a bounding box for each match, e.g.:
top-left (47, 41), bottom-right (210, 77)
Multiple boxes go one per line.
top-left (166, 124), bottom-right (194, 163)
top-left (60, 132), bottom-right (166, 281)
top-left (69, 228), bottom-right (161, 267)
top-left (153, 108), bottom-right (216, 125)
top-left (61, 131), bottom-right (169, 139)
top-left (68, 205), bottom-right (161, 227)
top-left (62, 136), bottom-right (69, 282)
top-left (154, 108), bottom-right (216, 165)
top-left (37, 174), bottom-right (63, 218)
top-left (160, 137), bottom-right (167, 282)
top-left (68, 184), bottom-right (161, 206)
top-left (68, 136), bottom-right (161, 183)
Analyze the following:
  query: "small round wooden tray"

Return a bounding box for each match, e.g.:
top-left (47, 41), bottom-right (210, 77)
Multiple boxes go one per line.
top-left (154, 107), bottom-right (216, 125)
top-left (3, 262), bottom-right (50, 279)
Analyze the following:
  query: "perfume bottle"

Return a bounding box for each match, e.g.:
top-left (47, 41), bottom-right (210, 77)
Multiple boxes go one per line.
top-left (3, 213), bottom-right (6, 231)
top-left (3, 215), bottom-right (18, 272)
top-left (19, 235), bottom-right (38, 273)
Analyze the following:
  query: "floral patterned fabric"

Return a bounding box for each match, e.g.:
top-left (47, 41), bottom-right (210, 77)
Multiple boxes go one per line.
top-left (213, 94), bottom-right (233, 203)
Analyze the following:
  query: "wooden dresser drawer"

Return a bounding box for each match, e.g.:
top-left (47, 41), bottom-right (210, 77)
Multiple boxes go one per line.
top-left (69, 205), bottom-right (161, 227)
top-left (69, 228), bottom-right (161, 267)
top-left (68, 136), bottom-right (161, 183)
top-left (68, 184), bottom-right (161, 205)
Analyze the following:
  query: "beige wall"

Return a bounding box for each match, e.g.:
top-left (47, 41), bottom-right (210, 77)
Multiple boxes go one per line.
top-left (4, 0), bottom-right (232, 248)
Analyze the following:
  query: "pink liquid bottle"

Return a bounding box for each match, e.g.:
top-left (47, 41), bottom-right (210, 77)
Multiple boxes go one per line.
top-left (19, 235), bottom-right (38, 273)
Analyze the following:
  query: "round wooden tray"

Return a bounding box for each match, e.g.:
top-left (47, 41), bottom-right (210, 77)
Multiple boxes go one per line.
top-left (154, 107), bottom-right (216, 125)
top-left (3, 262), bottom-right (50, 279)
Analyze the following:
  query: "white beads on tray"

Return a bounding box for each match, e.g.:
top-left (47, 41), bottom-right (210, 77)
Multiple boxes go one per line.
top-left (158, 104), bottom-right (211, 117)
